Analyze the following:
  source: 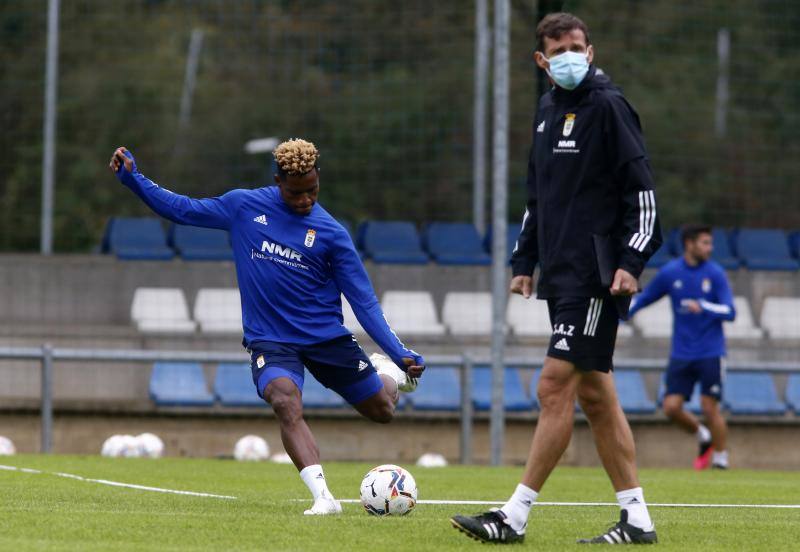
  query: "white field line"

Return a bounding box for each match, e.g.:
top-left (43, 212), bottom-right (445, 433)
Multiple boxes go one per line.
top-left (337, 499), bottom-right (800, 509)
top-left (0, 464), bottom-right (236, 500)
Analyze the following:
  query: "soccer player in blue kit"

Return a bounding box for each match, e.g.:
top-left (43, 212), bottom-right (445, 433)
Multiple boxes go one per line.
top-left (109, 139), bottom-right (425, 515)
top-left (628, 224), bottom-right (733, 470)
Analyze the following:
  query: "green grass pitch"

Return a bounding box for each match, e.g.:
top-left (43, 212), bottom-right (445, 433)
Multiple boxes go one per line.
top-left (1, 454), bottom-right (798, 550)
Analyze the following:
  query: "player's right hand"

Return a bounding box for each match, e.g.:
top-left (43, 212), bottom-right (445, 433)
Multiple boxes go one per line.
top-left (402, 357), bottom-right (425, 379)
top-left (509, 275), bottom-right (534, 298)
top-left (109, 147), bottom-right (134, 174)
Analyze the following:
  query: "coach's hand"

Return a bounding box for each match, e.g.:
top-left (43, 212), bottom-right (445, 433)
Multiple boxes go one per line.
top-left (610, 268), bottom-right (638, 296)
top-left (509, 275), bottom-right (534, 299)
top-left (403, 357), bottom-right (425, 379)
top-left (109, 146), bottom-right (135, 173)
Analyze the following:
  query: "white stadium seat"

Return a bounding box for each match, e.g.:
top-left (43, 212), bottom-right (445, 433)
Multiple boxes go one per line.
top-left (130, 288), bottom-right (196, 333)
top-left (631, 296), bottom-right (672, 338)
top-left (193, 288), bottom-right (242, 334)
top-left (724, 296), bottom-right (764, 340)
top-left (341, 295), bottom-right (367, 336)
top-left (441, 292), bottom-right (493, 336)
top-left (381, 291), bottom-right (446, 336)
top-left (506, 294), bottom-right (551, 337)
top-left (760, 297), bottom-right (800, 340)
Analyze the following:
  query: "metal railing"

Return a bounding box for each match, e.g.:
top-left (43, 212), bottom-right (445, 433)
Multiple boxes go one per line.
top-left (1, 345), bottom-right (799, 461)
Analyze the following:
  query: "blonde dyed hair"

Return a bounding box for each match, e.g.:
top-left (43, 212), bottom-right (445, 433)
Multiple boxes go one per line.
top-left (273, 138), bottom-right (319, 177)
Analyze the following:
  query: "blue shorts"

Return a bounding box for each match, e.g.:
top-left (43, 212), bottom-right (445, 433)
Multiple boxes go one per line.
top-left (666, 357), bottom-right (724, 401)
top-left (248, 334), bottom-right (383, 405)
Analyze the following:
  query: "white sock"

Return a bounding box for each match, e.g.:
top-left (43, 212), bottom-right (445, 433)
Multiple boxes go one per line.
top-left (616, 487), bottom-right (654, 531)
top-left (499, 483), bottom-right (538, 533)
top-left (696, 424), bottom-right (711, 443)
top-left (712, 450), bottom-right (729, 467)
top-left (299, 464), bottom-right (333, 501)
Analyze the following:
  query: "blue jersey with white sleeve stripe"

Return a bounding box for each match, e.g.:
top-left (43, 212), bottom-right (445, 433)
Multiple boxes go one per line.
top-left (628, 258), bottom-right (735, 359)
top-left (116, 154), bottom-right (420, 369)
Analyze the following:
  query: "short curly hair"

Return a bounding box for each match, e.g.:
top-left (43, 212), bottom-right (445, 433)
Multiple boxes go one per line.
top-left (273, 138), bottom-right (319, 179)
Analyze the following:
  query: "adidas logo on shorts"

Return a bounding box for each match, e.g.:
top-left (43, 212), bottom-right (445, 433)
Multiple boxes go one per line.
top-left (554, 338), bottom-right (570, 351)
top-left (358, 360), bottom-right (369, 372)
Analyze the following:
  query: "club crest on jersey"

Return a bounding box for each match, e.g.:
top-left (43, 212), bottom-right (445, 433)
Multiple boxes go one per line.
top-left (702, 278), bottom-right (712, 293)
top-left (563, 113), bottom-right (576, 137)
top-left (304, 229), bottom-right (316, 248)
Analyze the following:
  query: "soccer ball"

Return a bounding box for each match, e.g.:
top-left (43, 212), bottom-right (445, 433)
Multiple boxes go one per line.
top-left (0, 435), bottom-right (16, 456)
top-left (233, 435), bottom-right (270, 461)
top-left (360, 464), bottom-right (417, 516)
top-left (416, 452), bottom-right (448, 468)
top-left (136, 433), bottom-right (165, 458)
top-left (101, 435), bottom-right (124, 457)
top-left (117, 434), bottom-right (141, 458)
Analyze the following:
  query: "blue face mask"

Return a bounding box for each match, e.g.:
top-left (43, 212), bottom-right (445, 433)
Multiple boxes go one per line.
top-left (544, 51), bottom-right (590, 90)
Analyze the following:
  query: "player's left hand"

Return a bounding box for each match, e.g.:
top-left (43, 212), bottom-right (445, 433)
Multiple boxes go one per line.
top-left (403, 357), bottom-right (425, 379)
top-left (109, 146), bottom-right (135, 173)
top-left (683, 299), bottom-right (703, 314)
top-left (610, 268), bottom-right (638, 296)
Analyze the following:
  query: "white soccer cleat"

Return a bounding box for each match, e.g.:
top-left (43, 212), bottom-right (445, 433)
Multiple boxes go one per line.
top-left (303, 494), bottom-right (343, 516)
top-left (370, 353), bottom-right (417, 393)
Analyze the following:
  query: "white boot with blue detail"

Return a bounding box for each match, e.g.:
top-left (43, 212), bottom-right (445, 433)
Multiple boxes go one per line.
top-left (369, 353), bottom-right (418, 393)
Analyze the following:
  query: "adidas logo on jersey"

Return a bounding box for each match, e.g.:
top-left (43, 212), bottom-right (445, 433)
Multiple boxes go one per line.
top-left (253, 214), bottom-right (268, 225)
top-left (554, 338), bottom-right (570, 351)
top-left (358, 360), bottom-right (369, 372)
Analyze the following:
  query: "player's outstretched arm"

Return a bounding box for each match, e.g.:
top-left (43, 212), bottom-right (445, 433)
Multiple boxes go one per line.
top-left (627, 268), bottom-right (670, 318)
top-left (109, 147), bottom-right (234, 230)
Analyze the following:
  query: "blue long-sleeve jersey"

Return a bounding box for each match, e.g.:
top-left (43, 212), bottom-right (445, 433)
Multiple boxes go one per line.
top-left (116, 155), bottom-right (420, 369)
top-left (628, 257), bottom-right (735, 359)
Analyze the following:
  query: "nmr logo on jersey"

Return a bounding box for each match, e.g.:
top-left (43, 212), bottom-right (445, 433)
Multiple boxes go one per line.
top-left (261, 240), bottom-right (302, 261)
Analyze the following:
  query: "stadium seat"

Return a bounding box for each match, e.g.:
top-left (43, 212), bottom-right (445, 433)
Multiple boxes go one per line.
top-left (381, 291), bottom-right (446, 336)
top-left (422, 223), bottom-right (491, 265)
top-left (214, 363), bottom-right (263, 407)
top-left (170, 224), bottom-right (233, 261)
top-left (407, 366), bottom-right (461, 411)
top-left (105, 217), bottom-right (174, 260)
top-left (760, 297), bottom-right (800, 340)
top-left (670, 228), bottom-right (740, 269)
top-left (441, 292), bottom-right (493, 336)
top-left (301, 371), bottom-right (347, 408)
top-left (341, 295), bottom-right (367, 336)
top-left (528, 369), bottom-right (541, 410)
top-left (645, 245), bottom-right (673, 268)
top-left (193, 288), bottom-right (242, 334)
top-left (723, 297), bottom-right (764, 340)
top-left (723, 372), bottom-right (786, 415)
top-left (483, 223), bottom-right (523, 262)
top-left (614, 370), bottom-right (656, 414)
top-left (657, 377), bottom-right (702, 415)
top-left (507, 294), bottom-right (552, 337)
top-left (734, 229), bottom-right (798, 271)
top-left (789, 231), bottom-right (800, 259)
top-left (149, 362), bottom-right (214, 406)
top-left (785, 373), bottom-right (800, 414)
top-left (131, 288), bottom-right (196, 333)
top-left (631, 296), bottom-right (672, 338)
top-left (358, 221), bottom-right (428, 264)
top-left (471, 366), bottom-right (534, 412)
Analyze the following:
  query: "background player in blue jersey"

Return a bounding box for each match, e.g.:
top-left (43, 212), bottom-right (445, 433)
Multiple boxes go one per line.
top-left (628, 224), bottom-right (734, 470)
top-left (109, 139), bottom-right (425, 515)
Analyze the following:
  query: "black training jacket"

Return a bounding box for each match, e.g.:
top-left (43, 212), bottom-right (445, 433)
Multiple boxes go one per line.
top-left (510, 66), bottom-right (662, 298)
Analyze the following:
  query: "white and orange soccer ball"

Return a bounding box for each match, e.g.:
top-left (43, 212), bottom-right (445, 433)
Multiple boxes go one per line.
top-left (360, 464), bottom-right (418, 516)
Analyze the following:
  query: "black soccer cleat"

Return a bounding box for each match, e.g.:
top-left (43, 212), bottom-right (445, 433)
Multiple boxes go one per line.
top-left (450, 509), bottom-right (525, 544)
top-left (577, 510), bottom-right (658, 545)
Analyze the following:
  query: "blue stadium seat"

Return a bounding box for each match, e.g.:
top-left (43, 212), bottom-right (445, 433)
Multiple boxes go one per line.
top-left (734, 229), bottom-right (798, 271)
top-left (301, 371), bottom-right (347, 408)
top-left (149, 362), bottom-right (214, 406)
top-left (645, 245), bottom-right (673, 268)
top-left (407, 366), bottom-right (461, 411)
top-left (528, 369), bottom-right (541, 410)
top-left (657, 376), bottom-right (702, 414)
top-left (471, 366), bottom-right (534, 411)
top-left (483, 223), bottom-right (523, 262)
top-left (214, 363), bottom-right (264, 407)
top-left (423, 223), bottom-right (491, 265)
top-left (668, 228), bottom-right (739, 269)
top-left (785, 373), bottom-right (800, 414)
top-left (614, 371), bottom-right (656, 414)
top-left (723, 372), bottom-right (786, 415)
top-left (105, 217), bottom-right (174, 260)
top-left (788, 231), bottom-right (800, 259)
top-left (170, 224), bottom-right (233, 261)
top-left (358, 221), bottom-right (428, 264)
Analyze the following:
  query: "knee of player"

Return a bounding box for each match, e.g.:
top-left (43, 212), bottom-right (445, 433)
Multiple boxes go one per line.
top-left (577, 393), bottom-right (605, 417)
top-left (700, 397), bottom-right (719, 417)
top-left (662, 399), bottom-right (682, 418)
top-left (537, 379), bottom-right (571, 411)
top-left (370, 399), bottom-right (395, 424)
top-left (268, 391), bottom-right (303, 420)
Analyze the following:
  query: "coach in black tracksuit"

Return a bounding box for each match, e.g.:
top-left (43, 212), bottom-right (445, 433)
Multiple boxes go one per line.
top-left (451, 13), bottom-right (662, 545)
